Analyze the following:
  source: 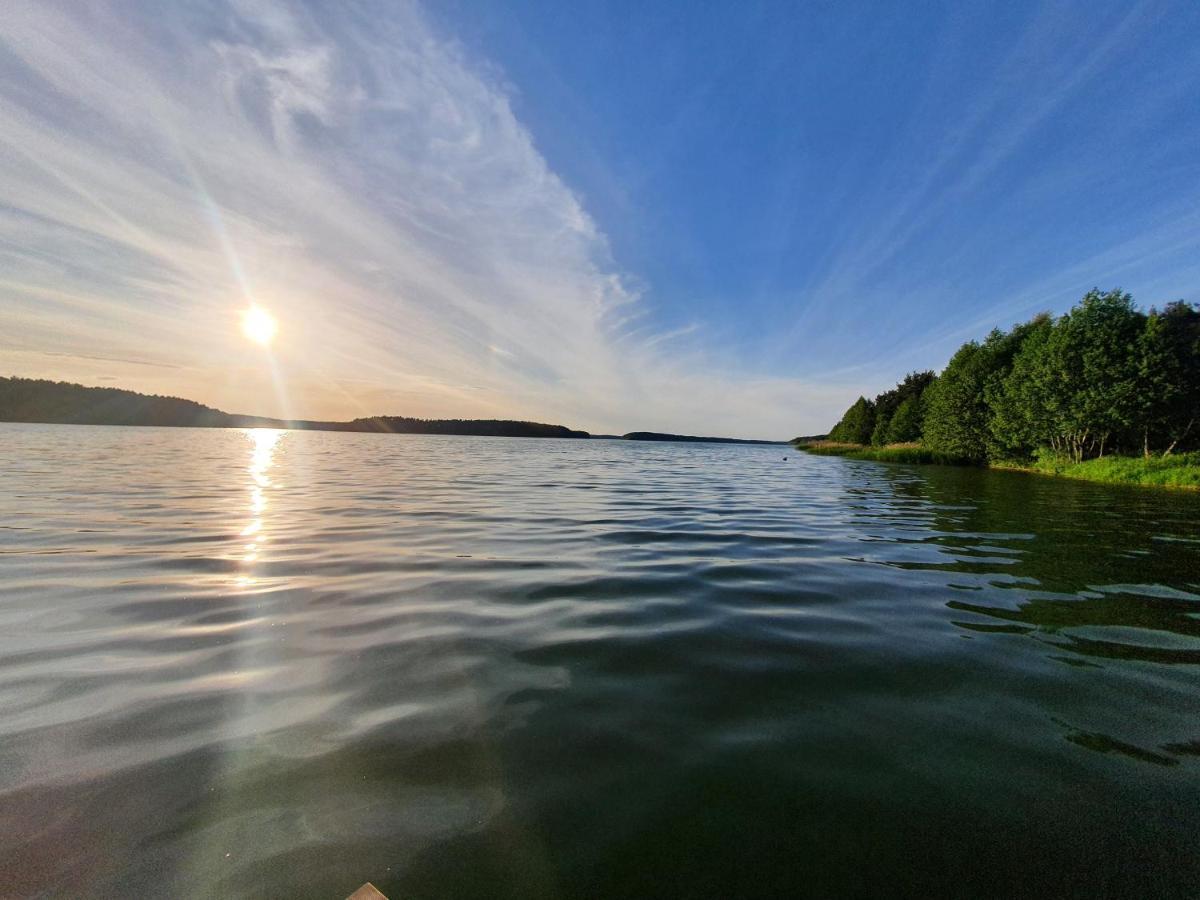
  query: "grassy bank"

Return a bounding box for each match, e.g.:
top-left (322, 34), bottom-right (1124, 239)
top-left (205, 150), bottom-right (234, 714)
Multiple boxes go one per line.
top-left (1014, 451), bottom-right (1200, 488)
top-left (795, 440), bottom-right (976, 466)
top-left (794, 441), bottom-right (1200, 489)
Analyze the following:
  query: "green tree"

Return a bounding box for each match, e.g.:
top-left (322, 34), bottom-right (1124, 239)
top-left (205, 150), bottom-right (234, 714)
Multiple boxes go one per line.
top-left (988, 316), bottom-right (1058, 460)
top-left (816, 289), bottom-right (1195, 464)
top-left (828, 396), bottom-right (875, 444)
top-left (992, 290), bottom-right (1143, 462)
top-left (1138, 301), bottom-right (1200, 455)
top-left (925, 326), bottom-right (1037, 462)
top-left (885, 393), bottom-right (923, 443)
top-left (1066, 288), bottom-right (1144, 457)
top-left (923, 341), bottom-right (987, 459)
top-left (870, 405), bottom-right (893, 446)
top-left (869, 371), bottom-right (935, 445)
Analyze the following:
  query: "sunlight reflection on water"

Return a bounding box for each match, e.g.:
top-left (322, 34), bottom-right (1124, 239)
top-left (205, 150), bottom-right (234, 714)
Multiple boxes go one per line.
top-left (0, 424), bottom-right (1198, 898)
top-left (237, 429), bottom-right (283, 580)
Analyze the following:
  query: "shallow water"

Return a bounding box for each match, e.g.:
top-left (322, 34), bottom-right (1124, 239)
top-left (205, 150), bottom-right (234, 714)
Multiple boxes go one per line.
top-left (1, 423), bottom-right (1199, 898)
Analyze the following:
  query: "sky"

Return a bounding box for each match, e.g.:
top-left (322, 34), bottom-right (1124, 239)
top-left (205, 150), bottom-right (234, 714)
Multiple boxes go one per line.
top-left (1, 0), bottom-right (1198, 439)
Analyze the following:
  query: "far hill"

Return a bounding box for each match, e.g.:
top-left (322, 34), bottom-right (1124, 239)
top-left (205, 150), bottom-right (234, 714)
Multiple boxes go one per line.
top-left (622, 431), bottom-right (784, 445)
top-left (0, 377), bottom-right (589, 439)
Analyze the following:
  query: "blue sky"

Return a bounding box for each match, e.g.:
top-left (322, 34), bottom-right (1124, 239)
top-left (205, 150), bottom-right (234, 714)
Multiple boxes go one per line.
top-left (1, 1), bottom-right (1198, 437)
top-left (441, 0), bottom-right (1200, 375)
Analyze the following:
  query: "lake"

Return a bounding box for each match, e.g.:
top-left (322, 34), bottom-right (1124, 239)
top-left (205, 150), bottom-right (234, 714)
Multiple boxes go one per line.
top-left (1, 423), bottom-right (1199, 898)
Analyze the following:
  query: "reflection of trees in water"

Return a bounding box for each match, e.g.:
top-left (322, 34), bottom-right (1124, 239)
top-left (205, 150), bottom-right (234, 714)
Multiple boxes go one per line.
top-left (860, 462), bottom-right (1200, 597)
top-left (847, 462), bottom-right (1200, 766)
top-left (1061, 728), bottom-right (1179, 767)
top-left (948, 593), bottom-right (1200, 665)
top-left (840, 461), bottom-right (1200, 665)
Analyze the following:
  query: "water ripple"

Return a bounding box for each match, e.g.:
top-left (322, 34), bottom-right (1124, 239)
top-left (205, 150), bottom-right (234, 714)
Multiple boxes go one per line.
top-left (1, 424), bottom-right (1199, 898)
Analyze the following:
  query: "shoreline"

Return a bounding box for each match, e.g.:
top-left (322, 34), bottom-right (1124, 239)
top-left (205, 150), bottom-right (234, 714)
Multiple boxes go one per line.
top-left (793, 441), bottom-right (1200, 491)
top-left (0, 378), bottom-right (785, 444)
top-left (0, 417), bottom-right (786, 446)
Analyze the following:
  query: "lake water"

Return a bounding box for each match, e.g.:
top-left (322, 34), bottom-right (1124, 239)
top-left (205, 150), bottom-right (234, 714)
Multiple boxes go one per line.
top-left (1, 423), bottom-right (1199, 898)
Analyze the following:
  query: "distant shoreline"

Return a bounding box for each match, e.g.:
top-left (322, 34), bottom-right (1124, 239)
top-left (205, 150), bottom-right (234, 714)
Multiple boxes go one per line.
top-left (793, 439), bottom-right (1200, 490)
top-left (0, 377), bottom-right (783, 444)
top-left (622, 431), bottom-right (786, 445)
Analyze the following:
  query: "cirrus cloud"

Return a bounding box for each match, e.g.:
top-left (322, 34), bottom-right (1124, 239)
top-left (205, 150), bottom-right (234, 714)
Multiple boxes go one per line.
top-left (0, 0), bottom-right (858, 437)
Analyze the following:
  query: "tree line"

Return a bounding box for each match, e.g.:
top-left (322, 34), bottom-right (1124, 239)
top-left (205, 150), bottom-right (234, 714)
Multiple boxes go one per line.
top-left (0, 377), bottom-right (230, 427)
top-left (0, 377), bottom-right (590, 438)
top-left (827, 289), bottom-right (1199, 463)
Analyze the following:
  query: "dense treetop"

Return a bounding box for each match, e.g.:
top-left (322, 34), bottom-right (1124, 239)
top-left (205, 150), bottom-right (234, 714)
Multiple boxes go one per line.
top-left (825, 290), bottom-right (1199, 463)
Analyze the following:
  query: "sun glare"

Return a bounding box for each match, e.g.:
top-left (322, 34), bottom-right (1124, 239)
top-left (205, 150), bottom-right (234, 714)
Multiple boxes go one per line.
top-left (241, 305), bottom-right (277, 346)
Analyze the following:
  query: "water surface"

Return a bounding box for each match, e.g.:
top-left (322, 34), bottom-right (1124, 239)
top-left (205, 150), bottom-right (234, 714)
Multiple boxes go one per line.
top-left (1, 424), bottom-right (1199, 898)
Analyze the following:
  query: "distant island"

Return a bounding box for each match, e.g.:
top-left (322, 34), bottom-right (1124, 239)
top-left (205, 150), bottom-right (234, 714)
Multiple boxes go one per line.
top-left (622, 432), bottom-right (785, 445)
top-left (0, 377), bottom-right (589, 439)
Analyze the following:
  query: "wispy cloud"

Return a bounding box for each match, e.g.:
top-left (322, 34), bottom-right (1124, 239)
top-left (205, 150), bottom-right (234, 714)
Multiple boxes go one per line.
top-left (765, 0), bottom-right (1200, 385)
top-left (0, 0), bottom-right (853, 437)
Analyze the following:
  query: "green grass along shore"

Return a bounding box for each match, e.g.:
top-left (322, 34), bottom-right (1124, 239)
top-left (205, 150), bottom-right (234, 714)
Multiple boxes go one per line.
top-left (793, 440), bottom-right (1200, 490)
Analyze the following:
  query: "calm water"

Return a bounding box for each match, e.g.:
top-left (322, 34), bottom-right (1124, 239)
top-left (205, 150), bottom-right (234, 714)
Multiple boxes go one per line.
top-left (2, 424), bottom-right (1199, 899)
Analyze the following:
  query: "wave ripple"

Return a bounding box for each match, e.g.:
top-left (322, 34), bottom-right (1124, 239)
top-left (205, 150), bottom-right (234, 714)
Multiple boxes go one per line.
top-left (1, 425), bottom-right (1199, 898)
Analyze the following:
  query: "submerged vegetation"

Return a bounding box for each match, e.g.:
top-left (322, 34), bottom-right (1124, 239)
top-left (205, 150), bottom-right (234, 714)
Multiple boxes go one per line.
top-left (807, 289), bottom-right (1200, 488)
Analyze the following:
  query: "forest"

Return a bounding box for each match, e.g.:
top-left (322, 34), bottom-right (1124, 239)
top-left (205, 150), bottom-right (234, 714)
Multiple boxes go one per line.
top-left (0, 377), bottom-right (590, 439)
top-left (824, 289), bottom-right (1199, 465)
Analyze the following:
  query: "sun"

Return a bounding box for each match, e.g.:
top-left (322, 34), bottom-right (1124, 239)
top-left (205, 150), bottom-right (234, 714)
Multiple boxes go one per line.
top-left (240, 305), bottom-right (277, 346)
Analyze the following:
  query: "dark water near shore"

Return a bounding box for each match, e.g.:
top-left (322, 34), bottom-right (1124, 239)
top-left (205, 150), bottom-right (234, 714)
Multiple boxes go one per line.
top-left (2, 423), bottom-right (1199, 899)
